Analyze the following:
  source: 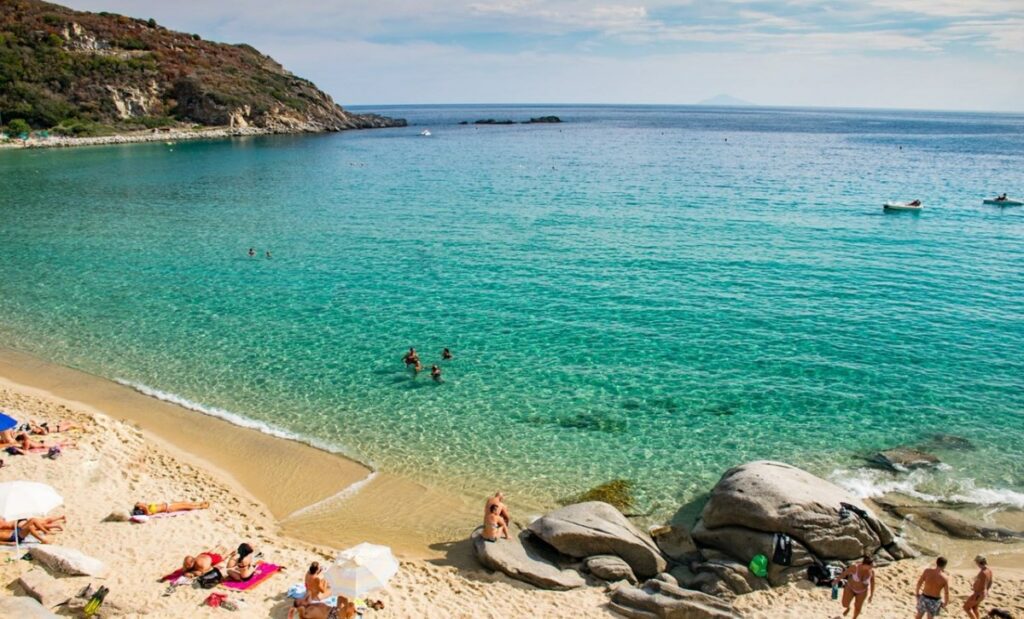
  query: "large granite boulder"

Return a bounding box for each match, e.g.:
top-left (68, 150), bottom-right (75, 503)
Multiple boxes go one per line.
top-left (529, 502), bottom-right (667, 579)
top-left (691, 522), bottom-right (814, 587)
top-left (17, 569), bottom-right (69, 608)
top-left (471, 527), bottom-right (585, 590)
top-left (30, 545), bottom-right (109, 578)
top-left (610, 578), bottom-right (744, 619)
top-left (651, 524), bottom-right (698, 561)
top-left (585, 554), bottom-right (637, 584)
top-left (699, 461), bottom-right (895, 560)
top-left (0, 596), bottom-right (59, 618)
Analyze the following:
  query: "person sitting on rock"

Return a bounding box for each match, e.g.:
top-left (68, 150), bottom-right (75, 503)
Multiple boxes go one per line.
top-left (482, 503), bottom-right (509, 542)
top-left (485, 491), bottom-right (510, 527)
top-left (834, 555), bottom-right (874, 618)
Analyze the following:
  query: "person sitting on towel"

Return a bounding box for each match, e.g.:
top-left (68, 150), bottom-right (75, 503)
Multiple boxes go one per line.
top-left (182, 547), bottom-right (226, 578)
top-left (226, 542), bottom-right (258, 581)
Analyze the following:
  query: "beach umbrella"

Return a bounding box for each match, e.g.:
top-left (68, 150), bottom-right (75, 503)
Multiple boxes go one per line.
top-left (0, 413), bottom-right (17, 432)
top-left (324, 543), bottom-right (400, 598)
top-left (0, 481), bottom-right (63, 554)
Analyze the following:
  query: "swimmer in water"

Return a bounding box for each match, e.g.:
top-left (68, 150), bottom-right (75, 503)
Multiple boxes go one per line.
top-left (404, 347), bottom-right (419, 367)
top-left (431, 365), bottom-right (442, 382)
top-left (248, 248), bottom-right (255, 257)
top-left (265, 250), bottom-right (272, 258)
top-left (442, 348), bottom-right (453, 360)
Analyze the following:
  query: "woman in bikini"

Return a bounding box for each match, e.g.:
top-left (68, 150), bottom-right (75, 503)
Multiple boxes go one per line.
top-left (964, 555), bottom-right (993, 619)
top-left (290, 595), bottom-right (357, 619)
top-left (482, 503), bottom-right (509, 542)
top-left (835, 555), bottom-right (875, 618)
top-left (0, 518), bottom-right (57, 545)
top-left (182, 547), bottom-right (226, 578)
top-left (131, 500), bottom-right (209, 517)
top-left (226, 542), bottom-right (258, 581)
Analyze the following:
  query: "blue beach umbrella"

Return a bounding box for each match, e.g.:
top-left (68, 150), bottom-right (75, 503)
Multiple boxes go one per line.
top-left (0, 413), bottom-right (17, 432)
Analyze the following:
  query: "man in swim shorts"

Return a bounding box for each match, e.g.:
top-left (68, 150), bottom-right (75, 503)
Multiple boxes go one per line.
top-left (915, 556), bottom-right (949, 618)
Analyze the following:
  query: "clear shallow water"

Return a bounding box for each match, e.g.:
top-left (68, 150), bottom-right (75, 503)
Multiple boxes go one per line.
top-left (2, 105), bottom-right (1023, 516)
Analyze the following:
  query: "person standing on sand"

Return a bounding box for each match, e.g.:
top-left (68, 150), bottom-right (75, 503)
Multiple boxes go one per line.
top-left (965, 555), bottom-right (993, 619)
top-left (915, 556), bottom-right (950, 619)
top-left (834, 555), bottom-right (874, 618)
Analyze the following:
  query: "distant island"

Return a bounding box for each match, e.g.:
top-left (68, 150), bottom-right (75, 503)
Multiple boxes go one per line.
top-left (696, 94), bottom-right (755, 107)
top-left (0, 0), bottom-right (404, 146)
top-left (459, 116), bottom-right (562, 125)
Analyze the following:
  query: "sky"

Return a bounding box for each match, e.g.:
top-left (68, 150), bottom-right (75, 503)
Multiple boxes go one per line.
top-left (58, 0), bottom-right (1024, 111)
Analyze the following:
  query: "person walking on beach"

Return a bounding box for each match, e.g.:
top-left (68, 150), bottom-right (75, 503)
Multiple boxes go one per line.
top-left (431, 364), bottom-right (442, 382)
top-left (834, 556), bottom-right (874, 618)
top-left (965, 555), bottom-right (993, 619)
top-left (915, 556), bottom-right (949, 619)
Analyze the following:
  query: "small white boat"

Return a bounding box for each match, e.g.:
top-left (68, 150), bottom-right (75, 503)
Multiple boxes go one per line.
top-left (884, 201), bottom-right (923, 211)
top-left (983, 197), bottom-right (1023, 206)
top-left (420, 129), bottom-right (432, 137)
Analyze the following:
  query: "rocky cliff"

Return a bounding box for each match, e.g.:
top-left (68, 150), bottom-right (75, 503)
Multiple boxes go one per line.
top-left (0, 0), bottom-right (405, 135)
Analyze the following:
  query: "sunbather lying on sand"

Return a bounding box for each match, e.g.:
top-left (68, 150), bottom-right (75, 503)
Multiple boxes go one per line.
top-left (132, 500), bottom-right (209, 517)
top-left (28, 420), bottom-right (83, 435)
top-left (290, 595), bottom-right (359, 619)
top-left (3, 433), bottom-right (51, 455)
top-left (182, 547), bottom-right (226, 578)
top-left (226, 542), bottom-right (258, 581)
top-left (0, 518), bottom-right (58, 544)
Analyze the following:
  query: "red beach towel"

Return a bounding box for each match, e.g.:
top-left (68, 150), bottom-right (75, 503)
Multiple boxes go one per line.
top-left (162, 568), bottom-right (185, 582)
top-left (221, 562), bottom-right (280, 591)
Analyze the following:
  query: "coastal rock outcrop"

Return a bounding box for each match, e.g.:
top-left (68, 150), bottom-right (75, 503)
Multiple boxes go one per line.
top-left (610, 578), bottom-right (744, 619)
top-left (528, 501), bottom-right (667, 579)
top-left (30, 545), bottom-right (109, 578)
top-left (584, 554), bottom-right (637, 584)
top-left (878, 503), bottom-right (1023, 542)
top-left (872, 447), bottom-right (941, 471)
top-left (17, 569), bottom-right (68, 608)
top-left (471, 527), bottom-right (585, 590)
top-left (690, 523), bottom-right (814, 587)
top-left (0, 596), bottom-right (59, 619)
top-left (698, 461), bottom-right (897, 561)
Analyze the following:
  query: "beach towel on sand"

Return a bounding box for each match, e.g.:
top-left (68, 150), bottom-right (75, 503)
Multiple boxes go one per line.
top-left (221, 562), bottom-right (281, 591)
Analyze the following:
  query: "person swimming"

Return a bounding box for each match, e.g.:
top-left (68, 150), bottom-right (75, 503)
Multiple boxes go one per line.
top-left (404, 348), bottom-right (422, 373)
top-left (442, 348), bottom-right (453, 360)
top-left (265, 250), bottom-right (272, 258)
top-left (248, 248), bottom-right (255, 257)
top-left (431, 365), bottom-right (442, 382)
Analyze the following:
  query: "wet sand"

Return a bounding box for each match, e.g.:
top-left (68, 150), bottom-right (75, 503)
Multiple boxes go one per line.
top-left (0, 345), bottom-right (482, 559)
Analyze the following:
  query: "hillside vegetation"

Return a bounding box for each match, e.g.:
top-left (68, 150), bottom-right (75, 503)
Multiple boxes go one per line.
top-left (0, 0), bottom-right (403, 136)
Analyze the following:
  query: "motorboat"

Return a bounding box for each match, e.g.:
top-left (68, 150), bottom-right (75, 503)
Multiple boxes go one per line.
top-left (883, 201), bottom-right (923, 211)
top-left (983, 196), bottom-right (1022, 206)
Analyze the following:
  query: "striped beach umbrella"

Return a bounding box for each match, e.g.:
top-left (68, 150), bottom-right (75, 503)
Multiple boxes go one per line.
top-left (324, 543), bottom-right (399, 598)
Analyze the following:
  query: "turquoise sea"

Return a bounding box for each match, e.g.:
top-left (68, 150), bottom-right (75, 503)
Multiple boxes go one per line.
top-left (2, 105), bottom-right (1023, 516)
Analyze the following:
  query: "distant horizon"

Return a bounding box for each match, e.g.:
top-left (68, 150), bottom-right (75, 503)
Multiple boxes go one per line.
top-left (57, 0), bottom-right (1024, 113)
top-left (346, 101), bottom-right (1024, 116)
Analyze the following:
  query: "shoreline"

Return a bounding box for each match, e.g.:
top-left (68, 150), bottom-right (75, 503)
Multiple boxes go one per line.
top-left (0, 345), bottom-right (483, 560)
top-left (0, 126), bottom-right (278, 150)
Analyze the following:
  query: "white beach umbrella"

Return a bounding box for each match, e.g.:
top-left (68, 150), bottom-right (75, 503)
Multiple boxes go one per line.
top-left (0, 481), bottom-right (63, 554)
top-left (324, 542), bottom-right (400, 598)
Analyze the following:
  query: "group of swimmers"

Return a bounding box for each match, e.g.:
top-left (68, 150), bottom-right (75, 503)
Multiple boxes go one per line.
top-left (403, 347), bottom-right (452, 382)
top-left (834, 554), bottom-right (995, 619)
top-left (248, 248), bottom-right (272, 258)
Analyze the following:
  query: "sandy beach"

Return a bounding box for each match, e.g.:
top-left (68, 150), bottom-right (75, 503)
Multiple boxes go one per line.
top-left (0, 346), bottom-right (1022, 618)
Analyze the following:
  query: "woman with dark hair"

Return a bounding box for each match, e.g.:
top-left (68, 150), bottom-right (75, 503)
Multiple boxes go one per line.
top-left (226, 542), bottom-right (258, 581)
top-left (834, 555), bottom-right (875, 619)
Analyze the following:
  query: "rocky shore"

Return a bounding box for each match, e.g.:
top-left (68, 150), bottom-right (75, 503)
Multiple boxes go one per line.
top-left (471, 459), bottom-right (1023, 618)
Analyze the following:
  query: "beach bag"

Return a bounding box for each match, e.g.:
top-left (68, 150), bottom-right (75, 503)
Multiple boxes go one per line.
top-left (772, 533), bottom-right (793, 566)
top-left (749, 554), bottom-right (768, 578)
top-left (198, 567), bottom-right (223, 589)
top-left (807, 562), bottom-right (831, 586)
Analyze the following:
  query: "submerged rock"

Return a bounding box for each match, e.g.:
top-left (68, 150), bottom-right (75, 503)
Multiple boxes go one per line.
top-left (872, 448), bottom-right (941, 471)
top-left (881, 504), bottom-right (1023, 542)
top-left (471, 527), bottom-right (585, 590)
top-left (699, 461), bottom-right (896, 560)
top-left (610, 578), bottom-right (744, 619)
top-left (528, 501), bottom-right (667, 579)
top-left (571, 479), bottom-right (635, 512)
